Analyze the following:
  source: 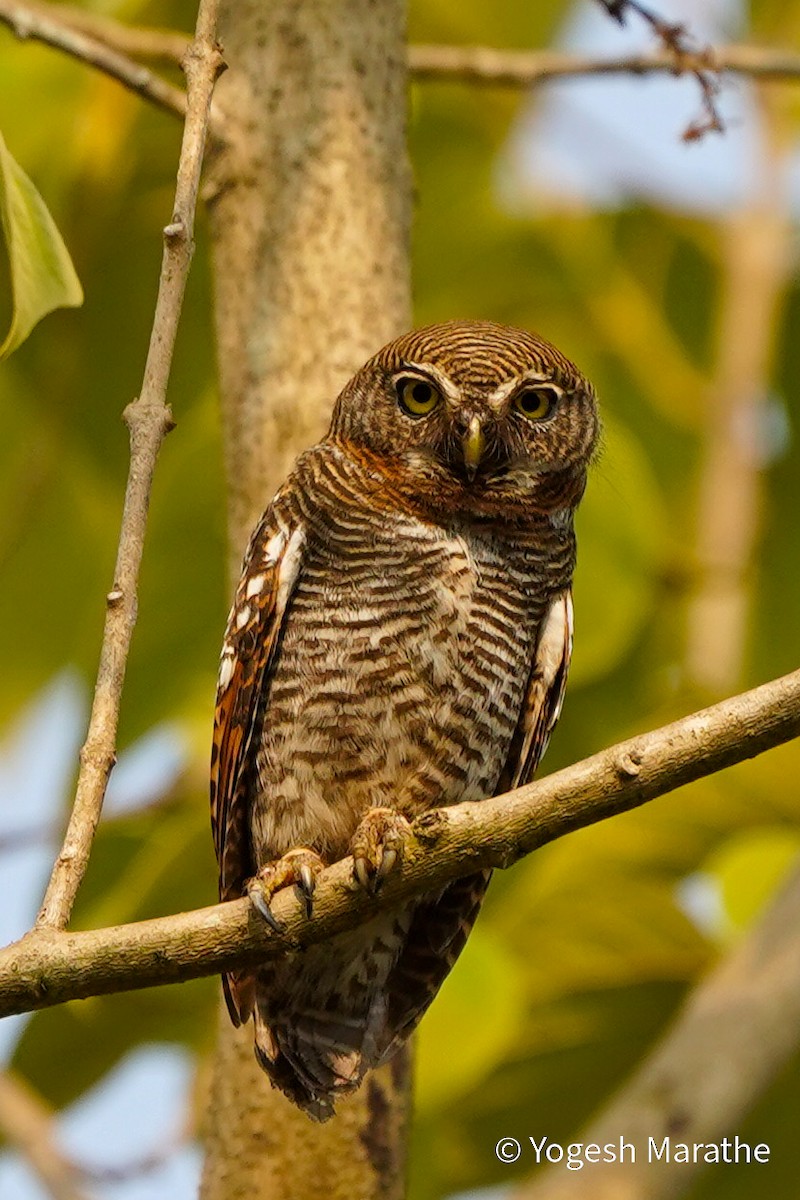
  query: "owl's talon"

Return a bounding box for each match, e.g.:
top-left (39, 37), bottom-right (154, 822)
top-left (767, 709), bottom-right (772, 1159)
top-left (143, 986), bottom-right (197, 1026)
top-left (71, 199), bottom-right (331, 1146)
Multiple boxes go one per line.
top-left (351, 808), bottom-right (412, 896)
top-left (298, 863), bottom-right (316, 918)
top-left (375, 848), bottom-right (397, 887)
top-left (247, 881), bottom-right (285, 933)
top-left (354, 858), bottom-right (371, 893)
top-left (246, 848), bottom-right (325, 928)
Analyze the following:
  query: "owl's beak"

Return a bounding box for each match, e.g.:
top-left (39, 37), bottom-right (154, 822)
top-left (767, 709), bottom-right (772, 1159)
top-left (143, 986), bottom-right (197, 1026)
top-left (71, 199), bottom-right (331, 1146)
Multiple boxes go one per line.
top-left (462, 416), bottom-right (486, 482)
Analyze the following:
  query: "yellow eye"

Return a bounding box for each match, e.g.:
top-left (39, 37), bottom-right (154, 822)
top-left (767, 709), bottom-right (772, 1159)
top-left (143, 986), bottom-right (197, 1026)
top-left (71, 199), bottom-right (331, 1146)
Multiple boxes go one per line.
top-left (396, 377), bottom-right (441, 417)
top-left (514, 387), bottom-right (558, 422)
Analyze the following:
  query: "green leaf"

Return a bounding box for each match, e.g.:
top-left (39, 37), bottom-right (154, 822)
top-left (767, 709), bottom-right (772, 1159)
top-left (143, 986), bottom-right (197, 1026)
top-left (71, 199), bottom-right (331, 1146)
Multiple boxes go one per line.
top-left (0, 130), bottom-right (83, 360)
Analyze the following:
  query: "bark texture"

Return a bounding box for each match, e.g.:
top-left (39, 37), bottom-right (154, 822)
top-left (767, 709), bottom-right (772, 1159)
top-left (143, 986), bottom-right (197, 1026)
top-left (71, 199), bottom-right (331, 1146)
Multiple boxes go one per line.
top-left (207, 0), bottom-right (412, 558)
top-left (201, 1), bottom-right (413, 1196)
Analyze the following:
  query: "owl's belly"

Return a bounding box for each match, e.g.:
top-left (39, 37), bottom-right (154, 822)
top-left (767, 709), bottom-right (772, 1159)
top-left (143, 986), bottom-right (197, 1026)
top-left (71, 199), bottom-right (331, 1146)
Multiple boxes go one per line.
top-left (251, 531), bottom-right (536, 863)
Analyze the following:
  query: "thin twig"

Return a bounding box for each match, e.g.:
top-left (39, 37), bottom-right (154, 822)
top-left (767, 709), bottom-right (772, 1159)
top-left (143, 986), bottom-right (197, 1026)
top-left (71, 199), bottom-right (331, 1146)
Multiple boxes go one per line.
top-left (0, 0), bottom-right (188, 120)
top-left (34, 0), bottom-right (224, 932)
top-left (4, 666), bottom-right (799, 1014)
top-left (0, 1071), bottom-right (91, 1200)
top-left (0, 776), bottom-right (189, 856)
top-left (594, 0), bottom-right (724, 139)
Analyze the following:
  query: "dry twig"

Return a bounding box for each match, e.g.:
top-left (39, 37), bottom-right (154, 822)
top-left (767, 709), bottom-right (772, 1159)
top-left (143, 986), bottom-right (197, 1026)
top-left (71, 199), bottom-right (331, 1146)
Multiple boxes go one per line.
top-left (3, 665), bottom-right (799, 1015)
top-left (0, 1068), bottom-right (191, 1195)
top-left (34, 0), bottom-right (224, 931)
top-left (595, 0), bottom-right (723, 139)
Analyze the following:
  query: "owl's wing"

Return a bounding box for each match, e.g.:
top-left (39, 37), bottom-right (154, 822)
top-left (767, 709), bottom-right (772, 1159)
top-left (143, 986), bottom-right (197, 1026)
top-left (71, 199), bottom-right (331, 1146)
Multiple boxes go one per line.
top-left (498, 588), bottom-right (573, 792)
top-left (211, 510), bottom-right (306, 902)
top-left (211, 511), bottom-right (306, 1027)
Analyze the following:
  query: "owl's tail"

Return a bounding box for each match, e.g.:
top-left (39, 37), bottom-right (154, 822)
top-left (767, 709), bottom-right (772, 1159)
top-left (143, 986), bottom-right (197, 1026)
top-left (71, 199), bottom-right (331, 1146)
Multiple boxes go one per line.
top-left (246, 876), bottom-right (492, 1121)
top-left (252, 994), bottom-right (388, 1123)
top-left (220, 968), bottom-right (369, 1121)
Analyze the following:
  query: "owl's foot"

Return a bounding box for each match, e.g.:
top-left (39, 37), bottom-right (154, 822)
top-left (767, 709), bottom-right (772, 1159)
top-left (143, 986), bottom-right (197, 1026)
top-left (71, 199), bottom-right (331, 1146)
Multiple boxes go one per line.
top-left (246, 848), bottom-right (325, 931)
top-left (351, 807), bottom-right (413, 896)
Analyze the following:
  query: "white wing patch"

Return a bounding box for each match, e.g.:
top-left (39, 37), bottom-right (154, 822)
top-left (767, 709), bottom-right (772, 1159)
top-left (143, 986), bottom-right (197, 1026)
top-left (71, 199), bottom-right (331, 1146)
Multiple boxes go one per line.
top-left (509, 590), bottom-right (573, 789)
top-left (537, 590), bottom-right (573, 731)
top-left (215, 523), bottom-right (306, 698)
top-left (276, 527), bottom-right (306, 608)
top-left (263, 531), bottom-right (287, 565)
top-left (246, 573), bottom-right (267, 598)
top-left (218, 647), bottom-right (236, 691)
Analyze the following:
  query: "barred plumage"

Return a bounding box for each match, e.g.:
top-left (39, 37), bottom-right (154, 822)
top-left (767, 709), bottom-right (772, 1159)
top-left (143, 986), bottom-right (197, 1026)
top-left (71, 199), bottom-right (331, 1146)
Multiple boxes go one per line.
top-left (211, 320), bottom-right (599, 1120)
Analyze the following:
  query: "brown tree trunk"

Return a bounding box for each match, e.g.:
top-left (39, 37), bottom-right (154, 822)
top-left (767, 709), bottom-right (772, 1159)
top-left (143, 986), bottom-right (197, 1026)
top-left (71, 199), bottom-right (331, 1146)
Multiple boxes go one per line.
top-left (200, 1), bottom-right (413, 1196)
top-left (207, 0), bottom-right (412, 558)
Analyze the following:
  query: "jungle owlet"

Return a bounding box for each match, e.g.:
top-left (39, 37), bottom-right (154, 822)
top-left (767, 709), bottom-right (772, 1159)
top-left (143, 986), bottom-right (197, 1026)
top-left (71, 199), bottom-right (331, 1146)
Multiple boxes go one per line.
top-left (210, 320), bottom-right (599, 1121)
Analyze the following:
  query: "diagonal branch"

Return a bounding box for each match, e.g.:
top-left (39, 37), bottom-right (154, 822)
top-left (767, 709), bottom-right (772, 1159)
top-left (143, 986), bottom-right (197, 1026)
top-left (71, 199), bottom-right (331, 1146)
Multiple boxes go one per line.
top-left (0, 0), bottom-right (188, 120)
top-left (2, 666), bottom-right (798, 1016)
top-left (34, 0), bottom-right (224, 932)
top-left (20, 0), bottom-right (189, 64)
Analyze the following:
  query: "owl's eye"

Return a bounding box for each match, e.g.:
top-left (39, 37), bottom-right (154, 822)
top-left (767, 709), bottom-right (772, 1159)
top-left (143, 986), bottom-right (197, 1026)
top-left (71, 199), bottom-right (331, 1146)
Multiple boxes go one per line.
top-left (514, 387), bottom-right (559, 422)
top-left (396, 377), bottom-right (441, 418)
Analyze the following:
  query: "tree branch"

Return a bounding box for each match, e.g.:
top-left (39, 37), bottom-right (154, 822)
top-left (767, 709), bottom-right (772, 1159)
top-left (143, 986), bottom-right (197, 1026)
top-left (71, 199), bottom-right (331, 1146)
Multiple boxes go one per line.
top-left (2, 667), bottom-right (797, 1015)
top-left (0, 0), bottom-right (188, 120)
top-left (6, 0), bottom-right (800, 136)
top-left (33, 0), bottom-right (223, 932)
top-left (408, 43), bottom-right (800, 87)
top-left (21, 0), bottom-right (188, 64)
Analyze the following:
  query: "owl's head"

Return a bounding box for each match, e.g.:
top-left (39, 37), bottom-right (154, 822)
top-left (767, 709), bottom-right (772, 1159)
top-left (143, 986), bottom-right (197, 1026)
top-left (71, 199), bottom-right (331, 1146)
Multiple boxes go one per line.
top-left (329, 320), bottom-right (599, 520)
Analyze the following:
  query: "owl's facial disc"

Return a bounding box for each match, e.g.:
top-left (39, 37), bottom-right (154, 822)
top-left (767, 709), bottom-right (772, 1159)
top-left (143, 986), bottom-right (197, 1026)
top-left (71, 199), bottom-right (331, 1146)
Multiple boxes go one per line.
top-left (389, 363), bottom-right (580, 491)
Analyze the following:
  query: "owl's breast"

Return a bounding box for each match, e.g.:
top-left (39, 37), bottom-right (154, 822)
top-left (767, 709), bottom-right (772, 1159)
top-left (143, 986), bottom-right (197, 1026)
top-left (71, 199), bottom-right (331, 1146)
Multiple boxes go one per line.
top-left (250, 513), bottom-right (542, 862)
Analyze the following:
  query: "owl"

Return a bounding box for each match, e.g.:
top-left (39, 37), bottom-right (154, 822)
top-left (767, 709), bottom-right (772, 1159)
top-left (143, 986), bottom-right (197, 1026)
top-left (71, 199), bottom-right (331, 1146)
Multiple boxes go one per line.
top-left (210, 320), bottom-right (598, 1121)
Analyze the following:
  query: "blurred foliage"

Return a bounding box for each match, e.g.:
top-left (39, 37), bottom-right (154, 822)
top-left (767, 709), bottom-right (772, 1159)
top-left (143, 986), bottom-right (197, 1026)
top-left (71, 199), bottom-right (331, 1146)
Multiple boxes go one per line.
top-left (1, 0), bottom-right (800, 1197)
